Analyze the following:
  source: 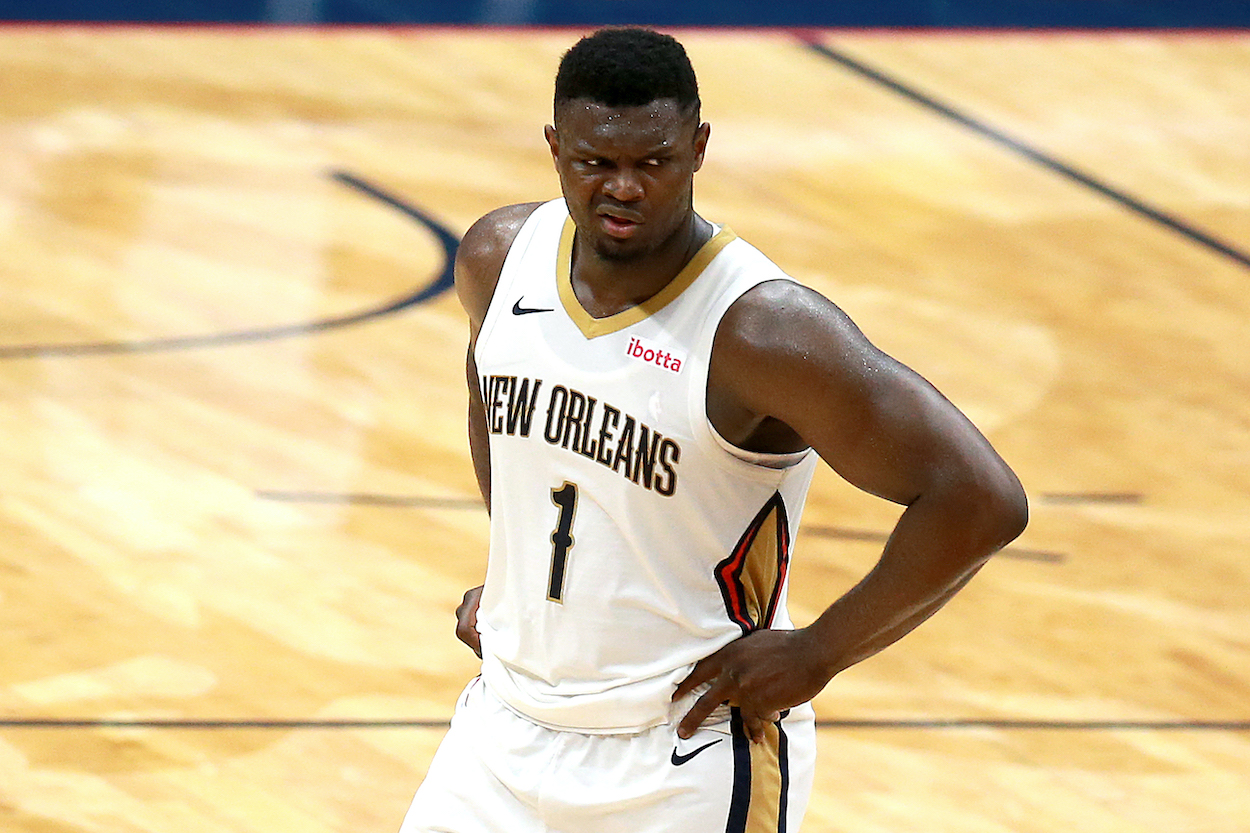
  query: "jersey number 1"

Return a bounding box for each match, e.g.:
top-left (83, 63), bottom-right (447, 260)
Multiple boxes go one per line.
top-left (547, 482), bottom-right (577, 603)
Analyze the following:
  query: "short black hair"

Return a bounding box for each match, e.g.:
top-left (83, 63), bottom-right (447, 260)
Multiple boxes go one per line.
top-left (554, 27), bottom-right (700, 122)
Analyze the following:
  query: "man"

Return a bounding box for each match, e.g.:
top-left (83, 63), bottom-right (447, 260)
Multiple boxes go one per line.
top-left (400, 26), bottom-right (1027, 833)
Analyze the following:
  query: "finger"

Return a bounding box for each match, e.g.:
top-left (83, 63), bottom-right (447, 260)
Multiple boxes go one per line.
top-left (453, 586), bottom-right (485, 658)
top-left (742, 713), bottom-right (767, 744)
top-left (455, 621), bottom-right (483, 658)
top-left (740, 711), bottom-right (782, 744)
top-left (671, 657), bottom-right (720, 703)
top-left (456, 585), bottom-right (483, 619)
top-left (454, 606), bottom-right (477, 637)
top-left (678, 684), bottom-right (729, 739)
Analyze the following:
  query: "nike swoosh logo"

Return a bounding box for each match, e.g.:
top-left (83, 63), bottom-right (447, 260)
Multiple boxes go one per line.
top-left (670, 738), bottom-right (724, 766)
top-left (512, 298), bottom-right (554, 315)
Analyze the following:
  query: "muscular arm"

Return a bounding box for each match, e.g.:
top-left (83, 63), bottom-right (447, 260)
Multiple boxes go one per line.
top-left (455, 202), bottom-right (545, 506)
top-left (453, 202), bottom-right (544, 656)
top-left (677, 280), bottom-right (1028, 738)
top-left (466, 351), bottom-right (491, 510)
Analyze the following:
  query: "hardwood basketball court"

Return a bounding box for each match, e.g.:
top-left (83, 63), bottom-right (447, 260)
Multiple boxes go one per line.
top-left (1, 26), bottom-right (1247, 832)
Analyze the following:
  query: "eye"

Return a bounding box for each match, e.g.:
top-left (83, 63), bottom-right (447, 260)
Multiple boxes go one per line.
top-left (643, 157), bottom-right (666, 167)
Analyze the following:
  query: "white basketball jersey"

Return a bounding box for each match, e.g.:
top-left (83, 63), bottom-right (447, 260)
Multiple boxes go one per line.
top-left (474, 199), bottom-right (818, 732)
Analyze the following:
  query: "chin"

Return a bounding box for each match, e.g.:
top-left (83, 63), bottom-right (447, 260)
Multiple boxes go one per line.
top-left (592, 228), bottom-right (665, 261)
top-left (596, 246), bottom-right (644, 263)
top-left (592, 236), bottom-right (652, 262)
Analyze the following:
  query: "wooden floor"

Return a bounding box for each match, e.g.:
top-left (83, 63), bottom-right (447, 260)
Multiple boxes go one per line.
top-left (1, 26), bottom-right (1248, 833)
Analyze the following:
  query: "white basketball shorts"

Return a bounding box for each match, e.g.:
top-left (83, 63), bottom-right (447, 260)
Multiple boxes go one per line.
top-left (399, 676), bottom-right (816, 833)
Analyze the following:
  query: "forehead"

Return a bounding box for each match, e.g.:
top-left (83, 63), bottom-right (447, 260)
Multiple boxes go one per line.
top-left (555, 98), bottom-right (695, 148)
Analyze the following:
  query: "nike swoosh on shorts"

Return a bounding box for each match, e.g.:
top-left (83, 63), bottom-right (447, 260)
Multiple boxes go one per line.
top-left (670, 737), bottom-right (724, 766)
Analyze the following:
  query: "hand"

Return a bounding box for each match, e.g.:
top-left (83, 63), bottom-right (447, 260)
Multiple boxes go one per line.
top-left (672, 628), bottom-right (830, 743)
top-left (455, 585), bottom-right (484, 658)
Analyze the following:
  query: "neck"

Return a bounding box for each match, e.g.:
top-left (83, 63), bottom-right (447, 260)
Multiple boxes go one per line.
top-left (571, 213), bottom-right (713, 319)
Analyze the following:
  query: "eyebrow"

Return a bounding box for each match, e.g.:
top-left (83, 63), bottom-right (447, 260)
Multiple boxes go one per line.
top-left (570, 138), bottom-right (676, 157)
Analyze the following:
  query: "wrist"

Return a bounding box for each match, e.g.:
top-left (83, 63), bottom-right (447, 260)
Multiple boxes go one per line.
top-left (793, 623), bottom-right (845, 684)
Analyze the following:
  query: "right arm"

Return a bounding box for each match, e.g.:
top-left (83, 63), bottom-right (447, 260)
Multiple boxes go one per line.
top-left (453, 202), bottom-right (544, 657)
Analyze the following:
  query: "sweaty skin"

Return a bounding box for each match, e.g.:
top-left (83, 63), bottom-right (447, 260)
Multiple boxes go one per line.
top-left (453, 97), bottom-right (1028, 744)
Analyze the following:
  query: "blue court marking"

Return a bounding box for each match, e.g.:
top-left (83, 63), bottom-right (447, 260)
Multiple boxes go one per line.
top-left (0, 170), bottom-right (458, 360)
top-left (802, 39), bottom-right (1250, 272)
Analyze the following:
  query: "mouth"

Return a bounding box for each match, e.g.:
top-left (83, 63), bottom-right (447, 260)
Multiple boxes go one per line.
top-left (597, 206), bottom-right (643, 239)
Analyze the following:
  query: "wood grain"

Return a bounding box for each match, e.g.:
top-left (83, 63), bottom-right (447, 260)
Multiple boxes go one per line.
top-left (1, 27), bottom-right (1247, 832)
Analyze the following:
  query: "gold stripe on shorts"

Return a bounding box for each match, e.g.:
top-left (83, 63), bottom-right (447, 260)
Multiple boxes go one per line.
top-left (728, 709), bottom-right (791, 833)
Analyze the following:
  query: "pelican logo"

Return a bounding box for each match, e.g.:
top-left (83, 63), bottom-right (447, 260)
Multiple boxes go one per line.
top-left (625, 335), bottom-right (684, 373)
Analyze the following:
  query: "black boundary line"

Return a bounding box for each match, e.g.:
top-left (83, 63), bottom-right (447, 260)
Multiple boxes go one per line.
top-left (0, 171), bottom-right (458, 359)
top-left (803, 525), bottom-right (1065, 563)
top-left (818, 718), bottom-right (1250, 731)
top-left (800, 38), bottom-right (1250, 272)
top-left (0, 718), bottom-right (448, 729)
top-left (2, 717), bottom-right (1245, 732)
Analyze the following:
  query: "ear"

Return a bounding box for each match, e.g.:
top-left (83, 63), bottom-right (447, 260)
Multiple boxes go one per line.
top-left (692, 122), bottom-right (710, 173)
top-left (544, 124), bottom-right (560, 164)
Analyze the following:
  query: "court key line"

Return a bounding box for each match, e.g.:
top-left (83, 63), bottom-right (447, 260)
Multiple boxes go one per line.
top-left (255, 489), bottom-right (482, 510)
top-left (254, 490), bottom-right (1066, 563)
top-left (803, 524), bottom-right (1064, 563)
top-left (801, 38), bottom-right (1250, 272)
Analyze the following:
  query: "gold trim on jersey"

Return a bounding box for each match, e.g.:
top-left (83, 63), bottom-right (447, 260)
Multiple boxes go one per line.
top-left (556, 216), bottom-right (738, 339)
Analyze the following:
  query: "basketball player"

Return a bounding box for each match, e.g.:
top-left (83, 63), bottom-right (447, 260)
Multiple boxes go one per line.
top-left (399, 27), bottom-right (1028, 833)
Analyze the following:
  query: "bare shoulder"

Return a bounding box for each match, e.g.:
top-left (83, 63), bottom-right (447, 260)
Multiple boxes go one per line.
top-left (714, 279), bottom-right (885, 381)
top-left (456, 202), bottom-right (545, 327)
top-left (712, 279), bottom-right (1022, 512)
top-left (709, 278), bottom-right (926, 451)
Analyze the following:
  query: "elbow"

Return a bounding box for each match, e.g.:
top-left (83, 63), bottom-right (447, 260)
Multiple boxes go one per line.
top-left (928, 456), bottom-right (1028, 568)
top-left (974, 463), bottom-right (1029, 555)
top-left (996, 488), bottom-right (1029, 551)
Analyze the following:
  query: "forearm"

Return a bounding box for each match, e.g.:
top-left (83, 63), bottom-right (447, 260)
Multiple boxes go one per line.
top-left (468, 402), bottom-right (491, 509)
top-left (466, 348), bottom-right (492, 511)
top-left (808, 559), bottom-right (981, 677)
top-left (805, 483), bottom-right (1024, 678)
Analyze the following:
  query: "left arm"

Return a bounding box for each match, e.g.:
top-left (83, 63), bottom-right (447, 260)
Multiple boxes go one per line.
top-left (675, 280), bottom-right (1028, 740)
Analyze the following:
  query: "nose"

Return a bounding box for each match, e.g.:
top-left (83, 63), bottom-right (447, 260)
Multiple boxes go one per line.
top-left (603, 167), bottom-right (644, 202)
